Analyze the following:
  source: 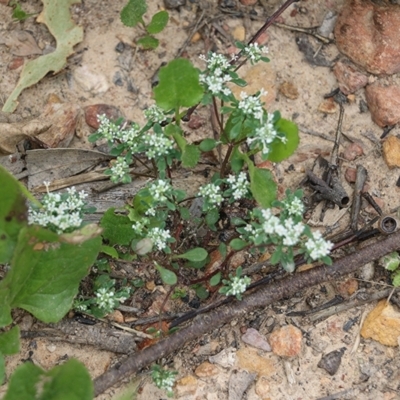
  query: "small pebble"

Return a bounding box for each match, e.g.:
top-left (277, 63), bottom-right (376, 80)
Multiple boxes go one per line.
top-left (84, 104), bottom-right (122, 129)
top-left (115, 41), bottom-right (125, 53)
top-left (383, 136), bottom-right (400, 168)
top-left (317, 347), bottom-right (346, 375)
top-left (342, 142), bottom-right (363, 161)
top-left (279, 81), bottom-right (299, 100)
top-left (318, 98), bottom-right (337, 114)
top-left (113, 71), bottom-right (124, 86)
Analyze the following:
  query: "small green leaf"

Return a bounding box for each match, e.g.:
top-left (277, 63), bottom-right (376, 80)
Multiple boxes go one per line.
top-left (199, 138), bottom-right (217, 152)
top-left (165, 124), bottom-right (186, 151)
top-left (0, 326), bottom-right (20, 355)
top-left (229, 238), bottom-right (247, 250)
top-left (100, 245), bottom-right (119, 259)
top-left (210, 272), bottom-right (221, 286)
top-left (155, 264), bottom-right (177, 285)
top-left (154, 58), bottom-right (204, 110)
top-left (182, 144), bottom-right (200, 168)
top-left (137, 35), bottom-right (159, 49)
top-left (173, 248), bottom-right (208, 262)
top-left (3, 359), bottom-right (93, 400)
top-left (179, 207), bottom-right (190, 220)
top-left (267, 118), bottom-right (299, 162)
top-left (11, 1), bottom-right (35, 21)
top-left (101, 208), bottom-right (137, 246)
top-left (205, 208), bottom-right (219, 228)
top-left (120, 0), bottom-right (147, 27)
top-left (249, 166), bottom-right (277, 208)
top-left (146, 10), bottom-right (169, 34)
top-left (192, 284), bottom-right (209, 299)
top-left (392, 272), bottom-right (400, 287)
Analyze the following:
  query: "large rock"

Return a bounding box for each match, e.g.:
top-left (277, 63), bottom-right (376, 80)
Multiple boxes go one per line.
top-left (335, 0), bottom-right (400, 75)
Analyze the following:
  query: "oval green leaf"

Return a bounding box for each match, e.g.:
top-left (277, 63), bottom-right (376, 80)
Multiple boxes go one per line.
top-left (249, 166), bottom-right (277, 208)
top-left (173, 247), bottom-right (208, 262)
top-left (267, 118), bottom-right (299, 162)
top-left (155, 264), bottom-right (177, 285)
top-left (146, 10), bottom-right (169, 34)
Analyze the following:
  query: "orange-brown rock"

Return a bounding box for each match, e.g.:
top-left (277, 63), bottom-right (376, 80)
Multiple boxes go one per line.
top-left (335, 0), bottom-right (400, 75)
top-left (269, 325), bottom-right (302, 357)
top-left (361, 299), bottom-right (400, 346)
top-left (382, 136), bottom-right (400, 169)
top-left (333, 59), bottom-right (368, 94)
top-left (365, 84), bottom-right (400, 127)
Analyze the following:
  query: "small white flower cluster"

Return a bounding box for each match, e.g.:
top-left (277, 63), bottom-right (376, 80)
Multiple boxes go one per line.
top-left (260, 208), bottom-right (304, 246)
top-left (242, 43), bottom-right (269, 63)
top-left (227, 172), bottom-right (249, 200)
top-left (225, 275), bottom-right (251, 297)
top-left (305, 231), bottom-right (333, 260)
top-left (144, 104), bottom-right (167, 124)
top-left (283, 196), bottom-right (304, 217)
top-left (132, 218), bottom-right (149, 234)
top-left (246, 113), bottom-right (284, 157)
top-left (149, 179), bottom-right (172, 202)
top-left (147, 227), bottom-right (171, 251)
top-left (238, 89), bottom-right (266, 121)
top-left (116, 123), bottom-right (141, 150)
top-left (198, 183), bottom-right (223, 207)
top-left (199, 53), bottom-right (232, 96)
top-left (95, 287), bottom-right (115, 312)
top-left (96, 114), bottom-right (121, 141)
top-left (28, 186), bottom-right (88, 234)
top-left (110, 156), bottom-right (130, 182)
top-left (144, 132), bottom-right (174, 159)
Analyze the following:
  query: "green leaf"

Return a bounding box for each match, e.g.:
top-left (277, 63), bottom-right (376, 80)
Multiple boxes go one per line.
top-left (165, 124), bottom-right (186, 151)
top-left (205, 208), bottom-right (219, 228)
top-left (179, 207), bottom-right (190, 220)
top-left (173, 248), bottom-right (208, 262)
top-left (182, 144), bottom-right (200, 168)
top-left (267, 118), bottom-right (299, 162)
top-left (146, 10), bottom-right (169, 34)
top-left (101, 208), bottom-right (137, 246)
top-left (0, 225), bottom-right (101, 323)
top-left (0, 165), bottom-right (28, 264)
top-left (392, 272), bottom-right (400, 287)
top-left (3, 359), bottom-right (93, 400)
top-left (192, 284), bottom-right (209, 299)
top-left (229, 238), bottom-right (247, 251)
top-left (11, 1), bottom-right (35, 21)
top-left (199, 138), bottom-right (217, 152)
top-left (0, 326), bottom-right (20, 355)
top-left (155, 264), bottom-right (177, 285)
top-left (100, 245), bottom-right (119, 259)
top-left (249, 166), bottom-right (277, 208)
top-left (137, 35), bottom-right (159, 49)
top-left (154, 58), bottom-right (204, 110)
top-left (120, 0), bottom-right (147, 27)
top-left (209, 272), bottom-right (221, 286)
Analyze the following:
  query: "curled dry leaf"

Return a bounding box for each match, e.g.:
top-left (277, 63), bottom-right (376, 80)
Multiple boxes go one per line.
top-left (0, 102), bottom-right (81, 155)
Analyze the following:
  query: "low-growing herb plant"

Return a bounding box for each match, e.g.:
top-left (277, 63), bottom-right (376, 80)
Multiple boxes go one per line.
top-left (151, 364), bottom-right (178, 397)
top-left (121, 0), bottom-right (169, 49)
top-left (380, 251), bottom-right (400, 287)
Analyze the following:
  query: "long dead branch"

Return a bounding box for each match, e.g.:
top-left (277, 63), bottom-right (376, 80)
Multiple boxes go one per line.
top-left (94, 230), bottom-right (400, 396)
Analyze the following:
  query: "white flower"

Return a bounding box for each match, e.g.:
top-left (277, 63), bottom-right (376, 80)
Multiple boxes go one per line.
top-left (132, 218), bottom-right (149, 234)
top-left (281, 218), bottom-right (304, 246)
top-left (110, 157), bottom-right (130, 182)
top-left (144, 132), bottom-right (174, 159)
top-left (238, 90), bottom-right (266, 121)
top-left (225, 275), bottom-right (251, 297)
top-left (242, 43), bottom-right (269, 63)
top-left (284, 196), bottom-right (304, 217)
top-left (148, 227), bottom-right (171, 251)
top-left (149, 179), bottom-right (172, 202)
top-left (198, 183), bottom-right (223, 207)
top-left (246, 113), bottom-right (278, 156)
top-left (305, 231), bottom-right (333, 260)
top-left (144, 105), bottom-right (167, 124)
top-left (97, 114), bottom-right (121, 141)
top-left (96, 287), bottom-right (115, 311)
top-left (226, 172), bottom-right (249, 200)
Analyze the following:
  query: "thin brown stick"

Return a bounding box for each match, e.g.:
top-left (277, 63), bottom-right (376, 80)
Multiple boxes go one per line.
top-left (94, 230), bottom-right (400, 396)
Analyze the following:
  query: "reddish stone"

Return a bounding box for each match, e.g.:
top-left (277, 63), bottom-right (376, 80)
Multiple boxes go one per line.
top-left (344, 167), bottom-right (357, 183)
top-left (335, 0), bottom-right (400, 75)
top-left (333, 59), bottom-right (368, 94)
top-left (8, 57), bottom-right (24, 70)
top-left (365, 83), bottom-right (400, 127)
top-left (188, 115), bottom-right (204, 129)
top-left (269, 325), bottom-right (302, 357)
top-left (342, 142), bottom-right (363, 161)
top-left (84, 104), bottom-right (123, 129)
